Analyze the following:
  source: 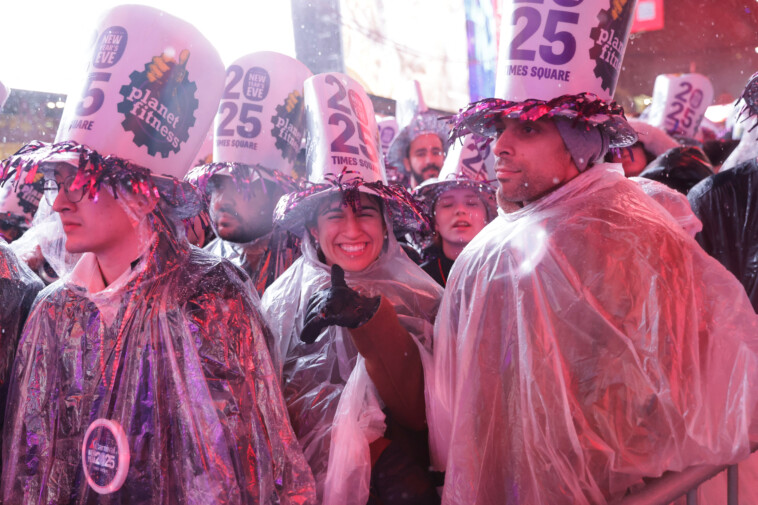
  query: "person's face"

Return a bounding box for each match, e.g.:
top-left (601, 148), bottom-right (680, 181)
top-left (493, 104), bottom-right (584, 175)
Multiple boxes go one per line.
top-left (209, 174), bottom-right (278, 243)
top-left (433, 188), bottom-right (488, 249)
top-left (493, 118), bottom-right (579, 206)
top-left (609, 144), bottom-right (648, 177)
top-left (404, 133), bottom-right (444, 185)
top-left (48, 163), bottom-right (140, 256)
top-left (309, 193), bottom-right (386, 272)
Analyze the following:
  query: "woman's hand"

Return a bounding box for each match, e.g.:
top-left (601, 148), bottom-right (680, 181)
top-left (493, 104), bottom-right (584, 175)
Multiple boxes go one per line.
top-left (299, 264), bottom-right (381, 344)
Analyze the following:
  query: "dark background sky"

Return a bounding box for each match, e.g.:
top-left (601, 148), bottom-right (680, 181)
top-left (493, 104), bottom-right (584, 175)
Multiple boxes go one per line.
top-left (618, 0), bottom-right (758, 106)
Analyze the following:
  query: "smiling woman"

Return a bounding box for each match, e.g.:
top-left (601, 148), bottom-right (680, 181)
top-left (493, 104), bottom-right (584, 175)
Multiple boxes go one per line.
top-left (261, 73), bottom-right (444, 504)
top-left (308, 192), bottom-right (386, 272)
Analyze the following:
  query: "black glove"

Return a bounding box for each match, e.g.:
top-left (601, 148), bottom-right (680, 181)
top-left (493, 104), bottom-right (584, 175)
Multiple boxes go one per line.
top-left (299, 264), bottom-right (381, 344)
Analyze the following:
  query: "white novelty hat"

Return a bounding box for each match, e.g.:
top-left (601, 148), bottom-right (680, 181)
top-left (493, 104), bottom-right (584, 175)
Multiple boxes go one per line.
top-left (185, 51), bottom-right (313, 195)
top-left (414, 134), bottom-right (497, 218)
top-left (1, 4), bottom-right (225, 216)
top-left (450, 0), bottom-right (638, 148)
top-left (646, 73), bottom-right (714, 139)
top-left (274, 72), bottom-right (427, 236)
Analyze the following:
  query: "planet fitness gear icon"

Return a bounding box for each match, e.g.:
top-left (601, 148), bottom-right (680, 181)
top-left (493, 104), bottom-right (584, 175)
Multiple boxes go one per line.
top-left (117, 49), bottom-right (199, 158)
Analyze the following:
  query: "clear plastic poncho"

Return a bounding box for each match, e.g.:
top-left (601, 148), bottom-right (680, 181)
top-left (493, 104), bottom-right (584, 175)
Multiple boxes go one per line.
top-left (428, 163), bottom-right (758, 505)
top-left (204, 231), bottom-right (300, 297)
top-left (1, 208), bottom-right (316, 504)
top-left (261, 217), bottom-right (443, 504)
top-left (0, 241), bottom-right (44, 455)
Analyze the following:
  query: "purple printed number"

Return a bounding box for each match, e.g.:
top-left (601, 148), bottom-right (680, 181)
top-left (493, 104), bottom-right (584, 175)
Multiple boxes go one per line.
top-left (325, 75), bottom-right (375, 160)
top-left (216, 102), bottom-right (263, 138)
top-left (217, 65), bottom-right (264, 138)
top-left (508, 0), bottom-right (582, 66)
top-left (326, 75), bottom-right (351, 114)
top-left (222, 65), bottom-right (243, 100)
top-left (666, 81), bottom-right (702, 133)
top-left (509, 7), bottom-right (540, 61)
top-left (76, 72), bottom-right (111, 116)
top-left (539, 10), bottom-right (579, 65)
top-left (329, 113), bottom-right (359, 155)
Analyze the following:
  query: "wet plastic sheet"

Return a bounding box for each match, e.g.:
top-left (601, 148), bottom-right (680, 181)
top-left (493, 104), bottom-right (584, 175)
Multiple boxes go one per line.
top-left (0, 241), bottom-right (43, 452)
top-left (428, 163), bottom-right (758, 505)
top-left (631, 177), bottom-right (702, 237)
top-left (1, 225), bottom-right (316, 504)
top-left (261, 226), bottom-right (442, 504)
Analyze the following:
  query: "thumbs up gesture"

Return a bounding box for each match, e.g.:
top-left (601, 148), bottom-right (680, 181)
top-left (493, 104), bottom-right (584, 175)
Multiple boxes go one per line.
top-left (299, 264), bottom-right (381, 344)
top-left (147, 49), bottom-right (190, 83)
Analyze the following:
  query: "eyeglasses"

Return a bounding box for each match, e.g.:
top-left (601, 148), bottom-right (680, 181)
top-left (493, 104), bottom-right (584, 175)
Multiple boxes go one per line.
top-left (43, 175), bottom-right (85, 206)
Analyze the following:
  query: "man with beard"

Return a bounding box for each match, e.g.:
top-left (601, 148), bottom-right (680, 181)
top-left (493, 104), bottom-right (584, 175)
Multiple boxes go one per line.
top-left (186, 51), bottom-right (311, 296)
top-left (387, 81), bottom-right (449, 189)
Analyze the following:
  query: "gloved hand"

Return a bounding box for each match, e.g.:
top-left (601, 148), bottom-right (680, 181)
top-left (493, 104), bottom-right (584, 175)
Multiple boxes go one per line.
top-left (299, 264), bottom-right (381, 344)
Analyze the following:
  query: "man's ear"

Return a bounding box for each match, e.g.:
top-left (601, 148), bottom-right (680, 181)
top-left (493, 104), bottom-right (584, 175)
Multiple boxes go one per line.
top-left (403, 157), bottom-right (412, 173)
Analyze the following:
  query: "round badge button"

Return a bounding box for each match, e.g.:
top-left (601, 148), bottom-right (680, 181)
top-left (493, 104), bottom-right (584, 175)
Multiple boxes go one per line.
top-left (82, 418), bottom-right (130, 494)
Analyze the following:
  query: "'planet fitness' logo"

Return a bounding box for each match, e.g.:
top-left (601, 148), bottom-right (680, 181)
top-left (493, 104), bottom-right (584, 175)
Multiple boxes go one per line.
top-left (589, 0), bottom-right (635, 94)
top-left (117, 50), bottom-right (198, 158)
top-left (271, 90), bottom-right (305, 163)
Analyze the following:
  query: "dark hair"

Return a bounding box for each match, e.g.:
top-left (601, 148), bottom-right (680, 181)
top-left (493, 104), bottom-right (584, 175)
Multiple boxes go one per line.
top-left (702, 139), bottom-right (740, 167)
top-left (306, 191), bottom-right (385, 231)
top-left (604, 141), bottom-right (656, 165)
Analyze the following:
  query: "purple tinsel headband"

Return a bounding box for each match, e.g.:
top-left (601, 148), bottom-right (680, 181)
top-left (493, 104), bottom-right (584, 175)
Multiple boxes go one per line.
top-left (274, 168), bottom-right (430, 236)
top-left (0, 140), bottom-right (203, 217)
top-left (446, 93), bottom-right (637, 148)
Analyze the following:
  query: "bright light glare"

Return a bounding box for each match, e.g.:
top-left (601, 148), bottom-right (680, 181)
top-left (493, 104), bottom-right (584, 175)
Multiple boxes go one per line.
top-left (704, 103), bottom-right (734, 123)
top-left (0, 0), bottom-right (295, 94)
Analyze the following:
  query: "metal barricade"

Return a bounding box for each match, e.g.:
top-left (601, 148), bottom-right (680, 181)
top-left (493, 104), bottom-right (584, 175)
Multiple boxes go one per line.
top-left (617, 445), bottom-right (758, 505)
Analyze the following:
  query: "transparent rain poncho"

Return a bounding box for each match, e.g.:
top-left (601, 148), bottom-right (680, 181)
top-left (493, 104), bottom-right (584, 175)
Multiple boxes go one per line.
top-left (1, 193), bottom-right (316, 504)
top-left (0, 240), bottom-right (44, 454)
top-left (427, 163), bottom-right (758, 505)
top-left (260, 215), bottom-right (443, 504)
top-left (631, 176), bottom-right (702, 237)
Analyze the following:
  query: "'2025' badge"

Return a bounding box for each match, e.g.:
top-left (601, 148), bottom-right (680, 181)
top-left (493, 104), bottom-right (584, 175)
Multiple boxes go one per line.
top-left (82, 418), bottom-right (130, 494)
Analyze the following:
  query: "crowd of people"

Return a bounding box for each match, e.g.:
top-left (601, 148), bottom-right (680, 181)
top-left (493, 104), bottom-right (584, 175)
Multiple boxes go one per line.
top-left (0, 3), bottom-right (757, 505)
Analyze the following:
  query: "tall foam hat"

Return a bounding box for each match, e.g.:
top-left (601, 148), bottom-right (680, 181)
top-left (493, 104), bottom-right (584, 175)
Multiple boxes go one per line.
top-left (646, 73), bottom-right (714, 138)
top-left (0, 4), bottom-right (225, 217)
top-left (185, 51), bottom-right (312, 195)
top-left (450, 0), bottom-right (639, 148)
top-left (414, 135), bottom-right (497, 218)
top-left (274, 72), bottom-right (427, 236)
top-left (386, 80), bottom-right (449, 171)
